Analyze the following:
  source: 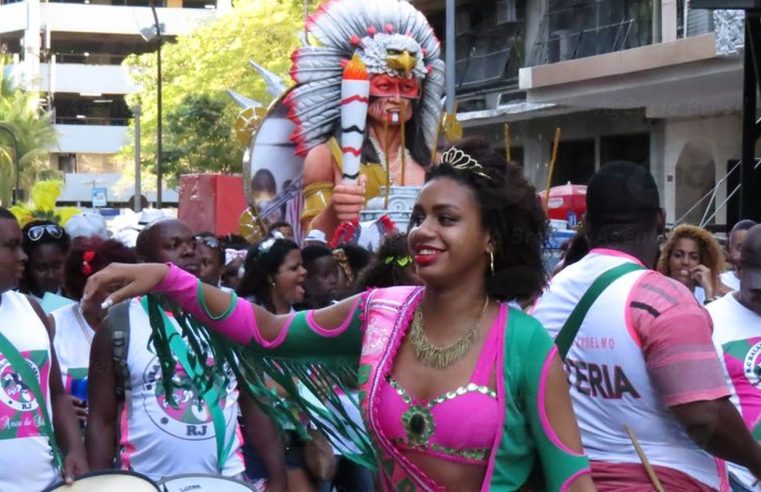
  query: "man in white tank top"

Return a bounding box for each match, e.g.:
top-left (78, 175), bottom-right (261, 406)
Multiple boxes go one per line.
top-left (533, 163), bottom-right (761, 491)
top-left (709, 225), bottom-right (761, 491)
top-left (0, 208), bottom-right (87, 491)
top-left (86, 219), bottom-right (287, 488)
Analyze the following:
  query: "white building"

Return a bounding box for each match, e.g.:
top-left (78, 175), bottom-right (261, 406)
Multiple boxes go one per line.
top-left (414, 0), bottom-right (749, 229)
top-left (0, 0), bottom-right (229, 205)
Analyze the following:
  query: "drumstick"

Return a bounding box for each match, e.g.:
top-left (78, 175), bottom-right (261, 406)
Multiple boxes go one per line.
top-left (625, 425), bottom-right (665, 492)
top-left (543, 127), bottom-right (561, 211)
top-left (383, 119), bottom-right (391, 209)
top-left (503, 123), bottom-right (511, 163)
top-left (400, 115), bottom-right (407, 186)
top-left (431, 113), bottom-right (444, 164)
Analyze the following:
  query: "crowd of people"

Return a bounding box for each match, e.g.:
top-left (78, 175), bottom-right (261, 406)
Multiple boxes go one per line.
top-left (0, 138), bottom-right (760, 491)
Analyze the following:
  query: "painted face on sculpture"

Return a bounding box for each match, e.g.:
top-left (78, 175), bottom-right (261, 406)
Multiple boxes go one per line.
top-left (368, 96), bottom-right (413, 126)
top-left (368, 75), bottom-right (419, 126)
top-left (369, 74), bottom-right (420, 99)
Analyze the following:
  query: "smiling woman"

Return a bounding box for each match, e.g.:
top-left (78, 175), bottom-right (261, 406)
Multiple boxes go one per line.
top-left (82, 140), bottom-right (596, 492)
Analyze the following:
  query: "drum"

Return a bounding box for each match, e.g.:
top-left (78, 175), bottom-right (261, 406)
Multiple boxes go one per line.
top-left (43, 470), bottom-right (159, 492)
top-left (158, 474), bottom-right (257, 492)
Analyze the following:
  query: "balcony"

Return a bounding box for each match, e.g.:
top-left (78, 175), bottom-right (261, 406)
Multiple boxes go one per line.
top-left (518, 3), bottom-right (745, 119)
top-left (0, 1), bottom-right (217, 36)
top-left (46, 3), bottom-right (215, 36)
top-left (527, 1), bottom-right (654, 67)
top-left (0, 1), bottom-right (26, 34)
top-left (42, 62), bottom-right (137, 94)
top-left (53, 123), bottom-right (128, 154)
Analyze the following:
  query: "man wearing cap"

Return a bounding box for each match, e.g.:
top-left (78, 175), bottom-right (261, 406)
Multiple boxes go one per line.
top-left (533, 162), bottom-right (761, 490)
top-left (708, 224), bottom-right (761, 491)
top-left (64, 212), bottom-right (109, 240)
top-left (303, 229), bottom-right (328, 247)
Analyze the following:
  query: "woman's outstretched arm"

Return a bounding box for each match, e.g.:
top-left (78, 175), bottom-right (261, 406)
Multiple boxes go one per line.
top-left (82, 262), bottom-right (364, 351)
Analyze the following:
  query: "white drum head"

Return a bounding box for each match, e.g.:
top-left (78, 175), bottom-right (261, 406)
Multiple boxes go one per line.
top-left (44, 471), bottom-right (159, 492)
top-left (159, 474), bottom-right (256, 492)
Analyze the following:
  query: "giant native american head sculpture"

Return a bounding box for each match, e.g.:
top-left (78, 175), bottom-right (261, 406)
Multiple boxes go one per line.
top-left (286, 0), bottom-right (446, 165)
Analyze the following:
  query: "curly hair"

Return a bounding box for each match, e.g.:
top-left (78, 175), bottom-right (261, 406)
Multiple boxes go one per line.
top-left (64, 236), bottom-right (137, 300)
top-left (236, 237), bottom-right (299, 312)
top-left (423, 137), bottom-right (548, 301)
top-left (355, 233), bottom-right (420, 291)
top-left (656, 224), bottom-right (726, 291)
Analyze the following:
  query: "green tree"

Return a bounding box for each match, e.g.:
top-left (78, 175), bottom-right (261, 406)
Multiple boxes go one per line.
top-left (164, 93), bottom-right (239, 175)
top-left (123, 0), bottom-right (316, 180)
top-left (0, 58), bottom-right (58, 205)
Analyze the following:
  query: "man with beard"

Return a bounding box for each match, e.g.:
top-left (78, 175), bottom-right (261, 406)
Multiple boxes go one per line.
top-left (86, 219), bottom-right (286, 489)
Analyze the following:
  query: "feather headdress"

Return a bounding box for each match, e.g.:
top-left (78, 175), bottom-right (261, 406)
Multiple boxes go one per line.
top-left (286, 0), bottom-right (445, 158)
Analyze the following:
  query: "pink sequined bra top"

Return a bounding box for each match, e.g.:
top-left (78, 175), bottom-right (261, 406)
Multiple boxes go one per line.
top-left (377, 304), bottom-right (505, 465)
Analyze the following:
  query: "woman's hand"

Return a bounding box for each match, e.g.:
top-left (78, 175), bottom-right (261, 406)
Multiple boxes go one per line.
top-left (81, 263), bottom-right (170, 321)
top-left (690, 265), bottom-right (715, 299)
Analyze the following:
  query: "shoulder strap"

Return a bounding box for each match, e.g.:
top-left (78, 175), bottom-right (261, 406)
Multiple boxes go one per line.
top-left (141, 297), bottom-right (233, 472)
top-left (0, 321), bottom-right (63, 470)
top-left (555, 262), bottom-right (645, 360)
top-left (107, 300), bottom-right (132, 405)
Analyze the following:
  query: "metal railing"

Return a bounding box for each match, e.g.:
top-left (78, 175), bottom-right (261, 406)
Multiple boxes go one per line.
top-left (528, 1), bottom-right (653, 67)
top-left (55, 116), bottom-right (130, 126)
top-left (455, 23), bottom-right (523, 90)
top-left (52, 53), bottom-right (131, 65)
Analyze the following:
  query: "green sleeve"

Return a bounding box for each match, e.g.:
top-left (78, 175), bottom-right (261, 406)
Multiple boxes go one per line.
top-left (255, 307), bottom-right (365, 363)
top-left (490, 308), bottom-right (589, 491)
top-left (230, 299), bottom-right (376, 466)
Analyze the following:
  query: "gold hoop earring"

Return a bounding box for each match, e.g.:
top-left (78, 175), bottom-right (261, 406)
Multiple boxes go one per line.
top-left (489, 251), bottom-right (495, 276)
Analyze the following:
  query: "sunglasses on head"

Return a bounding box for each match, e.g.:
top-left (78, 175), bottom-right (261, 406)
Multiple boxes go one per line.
top-left (26, 224), bottom-right (64, 241)
top-left (195, 235), bottom-right (221, 250)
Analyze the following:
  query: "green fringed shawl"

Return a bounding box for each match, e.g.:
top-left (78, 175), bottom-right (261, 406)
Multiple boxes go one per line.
top-left (142, 294), bottom-right (377, 469)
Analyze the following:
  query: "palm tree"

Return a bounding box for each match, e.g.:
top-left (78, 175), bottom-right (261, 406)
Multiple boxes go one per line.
top-left (0, 57), bottom-right (58, 206)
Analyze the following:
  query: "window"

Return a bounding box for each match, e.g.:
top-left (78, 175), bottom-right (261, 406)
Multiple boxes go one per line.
top-left (553, 139), bottom-right (595, 186)
top-left (600, 133), bottom-right (649, 169)
top-left (529, 0), bottom-right (653, 66)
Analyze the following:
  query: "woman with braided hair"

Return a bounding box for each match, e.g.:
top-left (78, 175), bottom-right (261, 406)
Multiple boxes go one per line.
top-left (84, 139), bottom-right (594, 491)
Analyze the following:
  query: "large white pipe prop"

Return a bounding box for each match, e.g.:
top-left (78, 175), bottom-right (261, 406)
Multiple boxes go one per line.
top-left (340, 54), bottom-right (370, 185)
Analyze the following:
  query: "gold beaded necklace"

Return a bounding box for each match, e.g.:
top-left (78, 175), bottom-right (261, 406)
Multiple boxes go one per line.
top-left (407, 297), bottom-right (490, 369)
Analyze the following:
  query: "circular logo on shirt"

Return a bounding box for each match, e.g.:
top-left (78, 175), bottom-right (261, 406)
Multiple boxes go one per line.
top-left (0, 358), bottom-right (41, 412)
top-left (743, 341), bottom-right (761, 387)
top-left (141, 357), bottom-right (236, 441)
